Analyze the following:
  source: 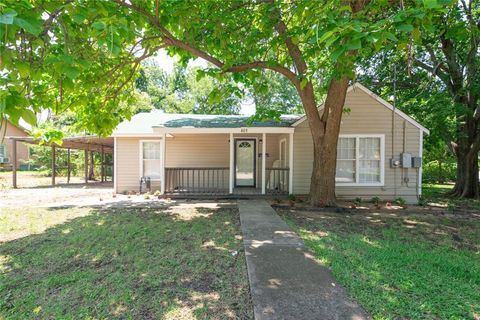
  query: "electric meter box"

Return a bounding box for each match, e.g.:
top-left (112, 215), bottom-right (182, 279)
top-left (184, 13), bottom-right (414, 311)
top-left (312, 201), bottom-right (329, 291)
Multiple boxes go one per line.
top-left (411, 157), bottom-right (422, 168)
top-left (401, 153), bottom-right (412, 168)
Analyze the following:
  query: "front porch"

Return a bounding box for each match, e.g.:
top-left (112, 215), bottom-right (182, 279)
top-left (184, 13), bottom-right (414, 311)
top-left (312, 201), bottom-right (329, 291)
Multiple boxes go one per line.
top-left (154, 129), bottom-right (294, 197)
top-left (164, 167), bottom-right (289, 197)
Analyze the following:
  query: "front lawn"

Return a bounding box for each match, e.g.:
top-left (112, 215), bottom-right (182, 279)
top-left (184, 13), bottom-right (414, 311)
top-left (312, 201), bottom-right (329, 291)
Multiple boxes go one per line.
top-left (0, 204), bottom-right (252, 319)
top-left (277, 207), bottom-right (480, 320)
top-left (422, 183), bottom-right (480, 211)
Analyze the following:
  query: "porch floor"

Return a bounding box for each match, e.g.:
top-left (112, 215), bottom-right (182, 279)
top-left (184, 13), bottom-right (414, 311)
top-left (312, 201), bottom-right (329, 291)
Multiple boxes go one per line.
top-left (163, 187), bottom-right (287, 199)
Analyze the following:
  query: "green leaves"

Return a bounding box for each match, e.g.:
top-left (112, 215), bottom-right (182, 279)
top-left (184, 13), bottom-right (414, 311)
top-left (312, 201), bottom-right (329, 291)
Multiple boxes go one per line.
top-left (13, 17), bottom-right (42, 35)
top-left (397, 24), bottom-right (414, 32)
top-left (0, 11), bottom-right (17, 24)
top-left (32, 127), bottom-right (64, 146)
top-left (64, 66), bottom-right (81, 80)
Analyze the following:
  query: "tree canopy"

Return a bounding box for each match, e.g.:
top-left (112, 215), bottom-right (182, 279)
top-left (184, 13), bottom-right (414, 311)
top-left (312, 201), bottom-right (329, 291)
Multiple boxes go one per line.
top-left (1, 0), bottom-right (466, 203)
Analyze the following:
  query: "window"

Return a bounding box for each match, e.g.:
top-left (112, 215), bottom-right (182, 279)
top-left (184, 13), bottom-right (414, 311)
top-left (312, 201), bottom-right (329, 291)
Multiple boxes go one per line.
top-left (336, 135), bottom-right (384, 185)
top-left (141, 141), bottom-right (161, 179)
top-left (0, 144), bottom-right (6, 158)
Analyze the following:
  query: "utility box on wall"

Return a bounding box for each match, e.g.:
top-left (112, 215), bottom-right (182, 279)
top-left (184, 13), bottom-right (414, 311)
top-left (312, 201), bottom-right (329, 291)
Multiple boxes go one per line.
top-left (401, 153), bottom-right (412, 168)
top-left (412, 157), bottom-right (422, 168)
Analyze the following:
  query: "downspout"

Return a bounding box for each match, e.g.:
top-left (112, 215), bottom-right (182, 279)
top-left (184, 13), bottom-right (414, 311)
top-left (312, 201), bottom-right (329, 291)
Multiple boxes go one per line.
top-left (392, 64), bottom-right (397, 198)
top-left (403, 120), bottom-right (409, 187)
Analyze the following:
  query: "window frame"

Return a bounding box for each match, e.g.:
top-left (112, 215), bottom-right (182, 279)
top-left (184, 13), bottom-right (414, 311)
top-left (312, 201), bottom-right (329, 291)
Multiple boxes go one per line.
top-left (0, 144), bottom-right (6, 158)
top-left (335, 134), bottom-right (385, 187)
top-left (139, 140), bottom-right (162, 181)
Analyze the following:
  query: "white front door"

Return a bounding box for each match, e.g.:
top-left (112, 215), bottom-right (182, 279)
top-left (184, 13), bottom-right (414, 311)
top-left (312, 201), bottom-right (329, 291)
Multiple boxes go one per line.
top-left (235, 139), bottom-right (256, 187)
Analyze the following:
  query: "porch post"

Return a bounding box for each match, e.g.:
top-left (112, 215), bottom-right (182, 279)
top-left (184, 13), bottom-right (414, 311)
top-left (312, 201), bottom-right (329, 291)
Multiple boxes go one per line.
top-left (289, 132), bottom-right (294, 194)
top-left (160, 133), bottom-right (166, 194)
top-left (262, 133), bottom-right (266, 194)
top-left (229, 133), bottom-right (234, 194)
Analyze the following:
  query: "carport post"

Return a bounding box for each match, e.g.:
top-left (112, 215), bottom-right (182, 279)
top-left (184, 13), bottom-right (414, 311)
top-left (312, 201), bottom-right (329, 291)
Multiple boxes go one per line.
top-left (67, 148), bottom-right (71, 184)
top-left (84, 149), bottom-right (88, 183)
top-left (51, 146), bottom-right (56, 186)
top-left (101, 146), bottom-right (105, 183)
top-left (11, 138), bottom-right (17, 188)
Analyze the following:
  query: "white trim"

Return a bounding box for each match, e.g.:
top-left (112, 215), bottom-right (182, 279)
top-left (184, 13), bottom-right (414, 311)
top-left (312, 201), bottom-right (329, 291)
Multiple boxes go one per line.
top-left (279, 138), bottom-right (287, 167)
top-left (262, 133), bottom-right (266, 194)
top-left (229, 133), bottom-right (234, 194)
top-left (160, 134), bottom-right (166, 194)
top-left (153, 127), bottom-right (295, 134)
top-left (233, 136), bottom-right (259, 188)
top-left (113, 137), bottom-right (117, 193)
top-left (288, 133), bottom-right (294, 194)
top-left (291, 82), bottom-right (430, 134)
top-left (335, 134), bottom-right (385, 187)
top-left (418, 129), bottom-right (424, 196)
top-left (112, 133), bottom-right (169, 137)
top-left (139, 139), bottom-right (162, 181)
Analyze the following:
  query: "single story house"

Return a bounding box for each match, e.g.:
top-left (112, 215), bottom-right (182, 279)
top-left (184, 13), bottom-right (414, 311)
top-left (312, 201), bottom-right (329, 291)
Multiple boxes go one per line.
top-left (0, 119), bottom-right (30, 170)
top-left (112, 83), bottom-right (429, 203)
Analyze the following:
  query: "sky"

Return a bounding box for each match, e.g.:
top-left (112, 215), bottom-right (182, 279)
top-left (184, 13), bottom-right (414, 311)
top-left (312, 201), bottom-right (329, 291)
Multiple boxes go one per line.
top-left (152, 50), bottom-right (256, 115)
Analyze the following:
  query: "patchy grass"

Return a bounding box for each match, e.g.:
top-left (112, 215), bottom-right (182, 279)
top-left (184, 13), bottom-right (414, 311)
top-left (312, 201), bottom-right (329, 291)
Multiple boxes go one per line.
top-left (422, 183), bottom-right (480, 211)
top-left (277, 208), bottom-right (480, 320)
top-left (0, 205), bottom-right (252, 319)
top-left (0, 170), bottom-right (87, 189)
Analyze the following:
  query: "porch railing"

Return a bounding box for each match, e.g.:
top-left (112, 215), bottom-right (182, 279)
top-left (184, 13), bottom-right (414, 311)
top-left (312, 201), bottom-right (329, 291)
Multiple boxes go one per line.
top-left (165, 167), bottom-right (229, 194)
top-left (266, 167), bottom-right (289, 194)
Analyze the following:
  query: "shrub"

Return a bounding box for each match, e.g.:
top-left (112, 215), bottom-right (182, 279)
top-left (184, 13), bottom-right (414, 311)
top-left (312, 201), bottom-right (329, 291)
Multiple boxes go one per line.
top-left (394, 197), bottom-right (406, 206)
top-left (370, 196), bottom-right (381, 205)
top-left (423, 159), bottom-right (456, 184)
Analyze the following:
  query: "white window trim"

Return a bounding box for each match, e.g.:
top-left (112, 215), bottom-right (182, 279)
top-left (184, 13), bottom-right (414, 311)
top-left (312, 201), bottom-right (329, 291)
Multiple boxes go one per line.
top-left (139, 139), bottom-right (162, 181)
top-left (336, 134), bottom-right (385, 187)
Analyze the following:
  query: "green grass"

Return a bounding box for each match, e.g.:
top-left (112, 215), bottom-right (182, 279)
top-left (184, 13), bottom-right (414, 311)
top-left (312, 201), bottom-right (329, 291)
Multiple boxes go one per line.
top-left (0, 205), bottom-right (252, 319)
top-left (277, 208), bottom-right (480, 320)
top-left (422, 183), bottom-right (480, 210)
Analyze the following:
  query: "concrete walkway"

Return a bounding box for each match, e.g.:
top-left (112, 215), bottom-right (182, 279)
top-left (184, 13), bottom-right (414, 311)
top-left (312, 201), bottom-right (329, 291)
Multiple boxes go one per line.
top-left (238, 200), bottom-right (369, 320)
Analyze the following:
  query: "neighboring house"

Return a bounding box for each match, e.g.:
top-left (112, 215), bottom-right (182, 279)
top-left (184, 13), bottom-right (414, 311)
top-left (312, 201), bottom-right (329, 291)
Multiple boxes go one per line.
top-left (0, 119), bottom-right (30, 169)
top-left (112, 83), bottom-right (429, 203)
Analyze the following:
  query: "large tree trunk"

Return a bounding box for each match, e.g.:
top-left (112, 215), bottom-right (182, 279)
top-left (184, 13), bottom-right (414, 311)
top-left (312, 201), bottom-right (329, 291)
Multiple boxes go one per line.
top-left (307, 77), bottom-right (350, 206)
top-left (451, 142), bottom-right (479, 198)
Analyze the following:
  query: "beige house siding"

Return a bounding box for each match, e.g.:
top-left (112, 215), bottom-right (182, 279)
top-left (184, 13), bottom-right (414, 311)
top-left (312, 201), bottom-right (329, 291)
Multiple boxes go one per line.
top-left (293, 88), bottom-right (423, 203)
top-left (0, 121), bottom-right (29, 169)
top-left (115, 133), bottom-right (284, 193)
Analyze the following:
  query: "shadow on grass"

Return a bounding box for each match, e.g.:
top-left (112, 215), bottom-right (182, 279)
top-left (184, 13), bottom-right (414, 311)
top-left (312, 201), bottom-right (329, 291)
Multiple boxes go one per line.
top-left (0, 205), bottom-right (252, 319)
top-left (278, 209), bottom-right (480, 320)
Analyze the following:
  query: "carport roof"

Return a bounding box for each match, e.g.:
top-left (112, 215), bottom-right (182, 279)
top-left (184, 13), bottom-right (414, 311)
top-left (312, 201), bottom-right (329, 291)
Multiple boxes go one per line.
top-left (8, 135), bottom-right (114, 153)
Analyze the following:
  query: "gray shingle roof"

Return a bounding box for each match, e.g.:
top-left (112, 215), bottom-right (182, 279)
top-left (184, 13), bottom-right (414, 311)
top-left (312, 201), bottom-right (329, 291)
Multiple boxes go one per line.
top-left (113, 111), bottom-right (300, 134)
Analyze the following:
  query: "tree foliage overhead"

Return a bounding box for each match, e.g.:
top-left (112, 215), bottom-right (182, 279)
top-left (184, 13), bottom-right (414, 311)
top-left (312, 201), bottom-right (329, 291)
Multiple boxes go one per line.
top-left (360, 0), bottom-right (480, 198)
top-left (136, 60), bottom-right (242, 115)
top-left (0, 0), bottom-right (458, 204)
